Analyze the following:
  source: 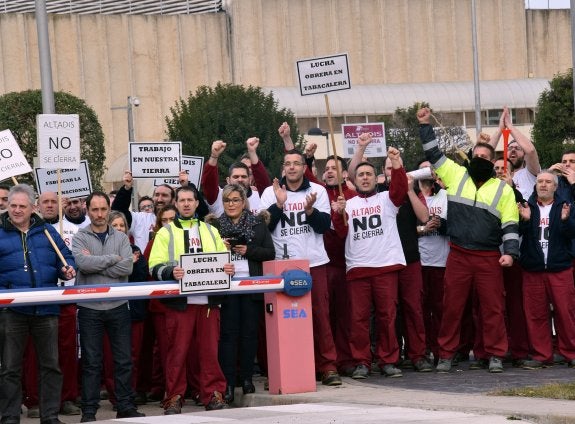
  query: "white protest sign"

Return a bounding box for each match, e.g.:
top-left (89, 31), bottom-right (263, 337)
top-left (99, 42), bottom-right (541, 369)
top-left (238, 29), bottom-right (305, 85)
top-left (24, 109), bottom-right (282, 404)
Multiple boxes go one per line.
top-left (37, 114), bottom-right (80, 170)
top-left (341, 123), bottom-right (387, 158)
top-left (0, 129), bottom-right (33, 181)
top-left (296, 53), bottom-right (351, 96)
top-left (34, 160), bottom-right (92, 199)
top-left (154, 155), bottom-right (203, 188)
top-left (129, 142), bottom-right (181, 178)
top-left (180, 252), bottom-right (231, 294)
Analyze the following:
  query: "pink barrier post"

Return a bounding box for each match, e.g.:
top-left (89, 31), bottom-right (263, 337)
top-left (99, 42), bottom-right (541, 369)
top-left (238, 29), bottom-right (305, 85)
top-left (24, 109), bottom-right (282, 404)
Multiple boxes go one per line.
top-left (263, 259), bottom-right (316, 394)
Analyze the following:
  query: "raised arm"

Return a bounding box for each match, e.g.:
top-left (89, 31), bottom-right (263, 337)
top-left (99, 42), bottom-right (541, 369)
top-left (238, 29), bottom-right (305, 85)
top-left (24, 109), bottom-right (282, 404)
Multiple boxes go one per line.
top-left (503, 108), bottom-right (540, 177)
top-left (279, 122), bottom-right (295, 152)
top-left (201, 140), bottom-right (226, 204)
top-left (347, 133), bottom-right (372, 184)
top-left (246, 136), bottom-right (271, 191)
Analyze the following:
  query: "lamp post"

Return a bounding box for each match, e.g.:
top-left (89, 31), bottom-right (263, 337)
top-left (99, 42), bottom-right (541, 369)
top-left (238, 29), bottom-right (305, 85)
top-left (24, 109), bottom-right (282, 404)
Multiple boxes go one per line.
top-left (112, 96), bottom-right (140, 210)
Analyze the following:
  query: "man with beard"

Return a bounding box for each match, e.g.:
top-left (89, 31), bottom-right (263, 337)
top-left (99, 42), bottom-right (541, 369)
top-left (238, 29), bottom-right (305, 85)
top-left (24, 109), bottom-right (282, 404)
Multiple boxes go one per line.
top-left (417, 107), bottom-right (519, 374)
top-left (487, 106), bottom-right (540, 200)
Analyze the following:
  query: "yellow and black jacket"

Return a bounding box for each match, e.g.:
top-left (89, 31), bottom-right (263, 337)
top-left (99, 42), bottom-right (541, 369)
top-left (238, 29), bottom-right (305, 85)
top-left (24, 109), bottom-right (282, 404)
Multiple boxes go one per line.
top-left (419, 124), bottom-right (519, 258)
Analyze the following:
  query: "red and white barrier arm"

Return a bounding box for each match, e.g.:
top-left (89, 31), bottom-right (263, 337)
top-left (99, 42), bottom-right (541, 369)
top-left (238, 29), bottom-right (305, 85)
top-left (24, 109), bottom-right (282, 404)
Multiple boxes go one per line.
top-left (0, 276), bottom-right (285, 307)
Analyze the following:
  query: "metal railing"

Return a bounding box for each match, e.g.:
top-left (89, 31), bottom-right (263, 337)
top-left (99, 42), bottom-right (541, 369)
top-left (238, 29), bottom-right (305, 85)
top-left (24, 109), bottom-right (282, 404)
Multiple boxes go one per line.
top-left (1, 0), bottom-right (223, 15)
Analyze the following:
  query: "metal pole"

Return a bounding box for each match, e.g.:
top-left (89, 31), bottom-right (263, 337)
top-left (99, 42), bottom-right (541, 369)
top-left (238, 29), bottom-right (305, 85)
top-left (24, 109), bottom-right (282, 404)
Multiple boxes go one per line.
top-left (571, 0), bottom-right (575, 117)
top-left (35, 0), bottom-right (55, 114)
top-left (127, 96), bottom-right (138, 211)
top-left (471, 0), bottom-right (482, 134)
top-left (127, 96), bottom-right (135, 143)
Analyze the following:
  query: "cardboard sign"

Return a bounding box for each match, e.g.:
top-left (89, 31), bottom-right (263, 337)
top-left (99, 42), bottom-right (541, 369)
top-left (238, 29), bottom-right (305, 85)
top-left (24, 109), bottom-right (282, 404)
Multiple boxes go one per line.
top-left (154, 155), bottom-right (203, 188)
top-left (341, 123), bottom-right (387, 158)
top-left (37, 114), bottom-right (81, 170)
top-left (296, 53), bottom-right (351, 96)
top-left (180, 252), bottom-right (231, 293)
top-left (34, 160), bottom-right (93, 198)
top-left (0, 129), bottom-right (33, 181)
top-left (129, 142), bottom-right (181, 178)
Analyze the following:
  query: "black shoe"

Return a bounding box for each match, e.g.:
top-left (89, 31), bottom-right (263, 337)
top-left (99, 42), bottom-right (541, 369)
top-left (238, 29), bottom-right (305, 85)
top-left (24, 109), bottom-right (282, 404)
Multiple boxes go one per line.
top-left (40, 419), bottom-right (65, 424)
top-left (134, 391), bottom-right (148, 405)
top-left (242, 379), bottom-right (255, 394)
top-left (80, 414), bottom-right (96, 423)
top-left (116, 408), bottom-right (145, 419)
top-left (225, 385), bottom-right (235, 403)
top-left (321, 370), bottom-right (342, 386)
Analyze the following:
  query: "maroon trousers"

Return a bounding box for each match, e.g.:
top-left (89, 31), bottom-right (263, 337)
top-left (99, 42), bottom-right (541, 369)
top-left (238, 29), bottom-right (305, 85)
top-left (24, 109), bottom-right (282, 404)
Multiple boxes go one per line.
top-left (348, 271), bottom-right (400, 366)
top-left (163, 304), bottom-right (226, 405)
top-left (397, 261), bottom-right (427, 362)
top-left (326, 263), bottom-right (353, 371)
top-left (438, 249), bottom-right (508, 359)
top-left (523, 268), bottom-right (575, 362)
top-left (310, 264), bottom-right (338, 373)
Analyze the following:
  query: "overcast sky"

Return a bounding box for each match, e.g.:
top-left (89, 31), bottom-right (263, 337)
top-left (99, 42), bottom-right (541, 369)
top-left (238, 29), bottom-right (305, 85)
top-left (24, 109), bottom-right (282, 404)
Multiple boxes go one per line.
top-left (525, 0), bottom-right (571, 8)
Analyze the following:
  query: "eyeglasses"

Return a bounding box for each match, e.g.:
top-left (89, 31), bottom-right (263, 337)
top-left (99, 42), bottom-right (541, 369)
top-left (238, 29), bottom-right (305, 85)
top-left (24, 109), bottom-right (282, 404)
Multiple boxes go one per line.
top-left (283, 161), bottom-right (304, 167)
top-left (223, 198), bottom-right (243, 205)
top-left (139, 204), bottom-right (154, 211)
top-left (508, 145), bottom-right (522, 152)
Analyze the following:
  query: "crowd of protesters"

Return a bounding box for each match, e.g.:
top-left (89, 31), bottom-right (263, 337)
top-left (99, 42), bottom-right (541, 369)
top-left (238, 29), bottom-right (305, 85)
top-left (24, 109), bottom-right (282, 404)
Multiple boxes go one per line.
top-left (1, 105), bottom-right (575, 423)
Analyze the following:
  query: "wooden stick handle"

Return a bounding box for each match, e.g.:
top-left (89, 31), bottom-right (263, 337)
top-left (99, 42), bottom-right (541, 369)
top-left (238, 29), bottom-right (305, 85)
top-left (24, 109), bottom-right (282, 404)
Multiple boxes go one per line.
top-left (44, 228), bottom-right (69, 267)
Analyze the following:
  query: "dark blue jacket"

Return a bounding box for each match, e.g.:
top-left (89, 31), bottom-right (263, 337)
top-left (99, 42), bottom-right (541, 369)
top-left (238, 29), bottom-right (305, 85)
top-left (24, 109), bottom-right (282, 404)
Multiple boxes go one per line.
top-left (519, 193), bottom-right (575, 272)
top-left (0, 212), bottom-right (76, 316)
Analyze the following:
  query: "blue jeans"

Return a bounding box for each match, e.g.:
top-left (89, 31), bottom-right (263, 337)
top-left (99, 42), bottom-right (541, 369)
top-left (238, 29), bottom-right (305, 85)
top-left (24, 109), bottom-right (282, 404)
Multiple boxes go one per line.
top-left (0, 309), bottom-right (62, 421)
top-left (78, 304), bottom-right (134, 415)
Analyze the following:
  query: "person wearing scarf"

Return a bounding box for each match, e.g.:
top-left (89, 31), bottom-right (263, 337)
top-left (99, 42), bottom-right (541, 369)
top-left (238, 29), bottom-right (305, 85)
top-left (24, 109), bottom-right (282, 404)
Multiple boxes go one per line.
top-left (206, 184), bottom-right (275, 404)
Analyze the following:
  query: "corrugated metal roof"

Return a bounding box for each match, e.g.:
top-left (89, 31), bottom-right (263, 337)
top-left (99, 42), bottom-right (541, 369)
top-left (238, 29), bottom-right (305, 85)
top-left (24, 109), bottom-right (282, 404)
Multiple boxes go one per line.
top-left (0, 0), bottom-right (222, 15)
top-left (264, 79), bottom-right (550, 117)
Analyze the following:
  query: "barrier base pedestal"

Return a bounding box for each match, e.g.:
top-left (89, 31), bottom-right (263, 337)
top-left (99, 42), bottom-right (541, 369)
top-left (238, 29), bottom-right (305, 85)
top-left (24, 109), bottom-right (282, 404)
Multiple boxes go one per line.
top-left (263, 259), bottom-right (316, 395)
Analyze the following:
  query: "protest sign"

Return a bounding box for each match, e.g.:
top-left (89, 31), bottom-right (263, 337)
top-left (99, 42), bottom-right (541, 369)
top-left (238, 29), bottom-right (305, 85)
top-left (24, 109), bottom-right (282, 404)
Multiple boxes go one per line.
top-left (0, 129), bottom-right (33, 182)
top-left (154, 155), bottom-right (203, 188)
top-left (296, 53), bottom-right (350, 96)
top-left (37, 114), bottom-right (80, 170)
top-left (35, 160), bottom-right (92, 198)
top-left (180, 252), bottom-right (231, 293)
top-left (129, 142), bottom-right (181, 178)
top-left (341, 123), bottom-right (387, 158)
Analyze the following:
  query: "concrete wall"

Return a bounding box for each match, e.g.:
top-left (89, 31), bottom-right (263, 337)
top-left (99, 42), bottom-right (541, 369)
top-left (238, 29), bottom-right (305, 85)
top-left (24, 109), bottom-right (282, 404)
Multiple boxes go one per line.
top-left (0, 0), bottom-right (572, 186)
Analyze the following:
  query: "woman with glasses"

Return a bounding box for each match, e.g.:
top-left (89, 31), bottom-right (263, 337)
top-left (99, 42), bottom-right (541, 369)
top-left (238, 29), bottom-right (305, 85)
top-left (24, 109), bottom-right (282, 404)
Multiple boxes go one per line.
top-left (206, 184), bottom-right (275, 404)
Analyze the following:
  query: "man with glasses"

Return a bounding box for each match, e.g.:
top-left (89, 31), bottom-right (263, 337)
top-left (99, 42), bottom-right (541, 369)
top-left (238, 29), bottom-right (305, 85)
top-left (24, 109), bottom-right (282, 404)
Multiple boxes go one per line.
top-left (138, 196), bottom-right (154, 213)
top-left (260, 149), bottom-right (342, 386)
